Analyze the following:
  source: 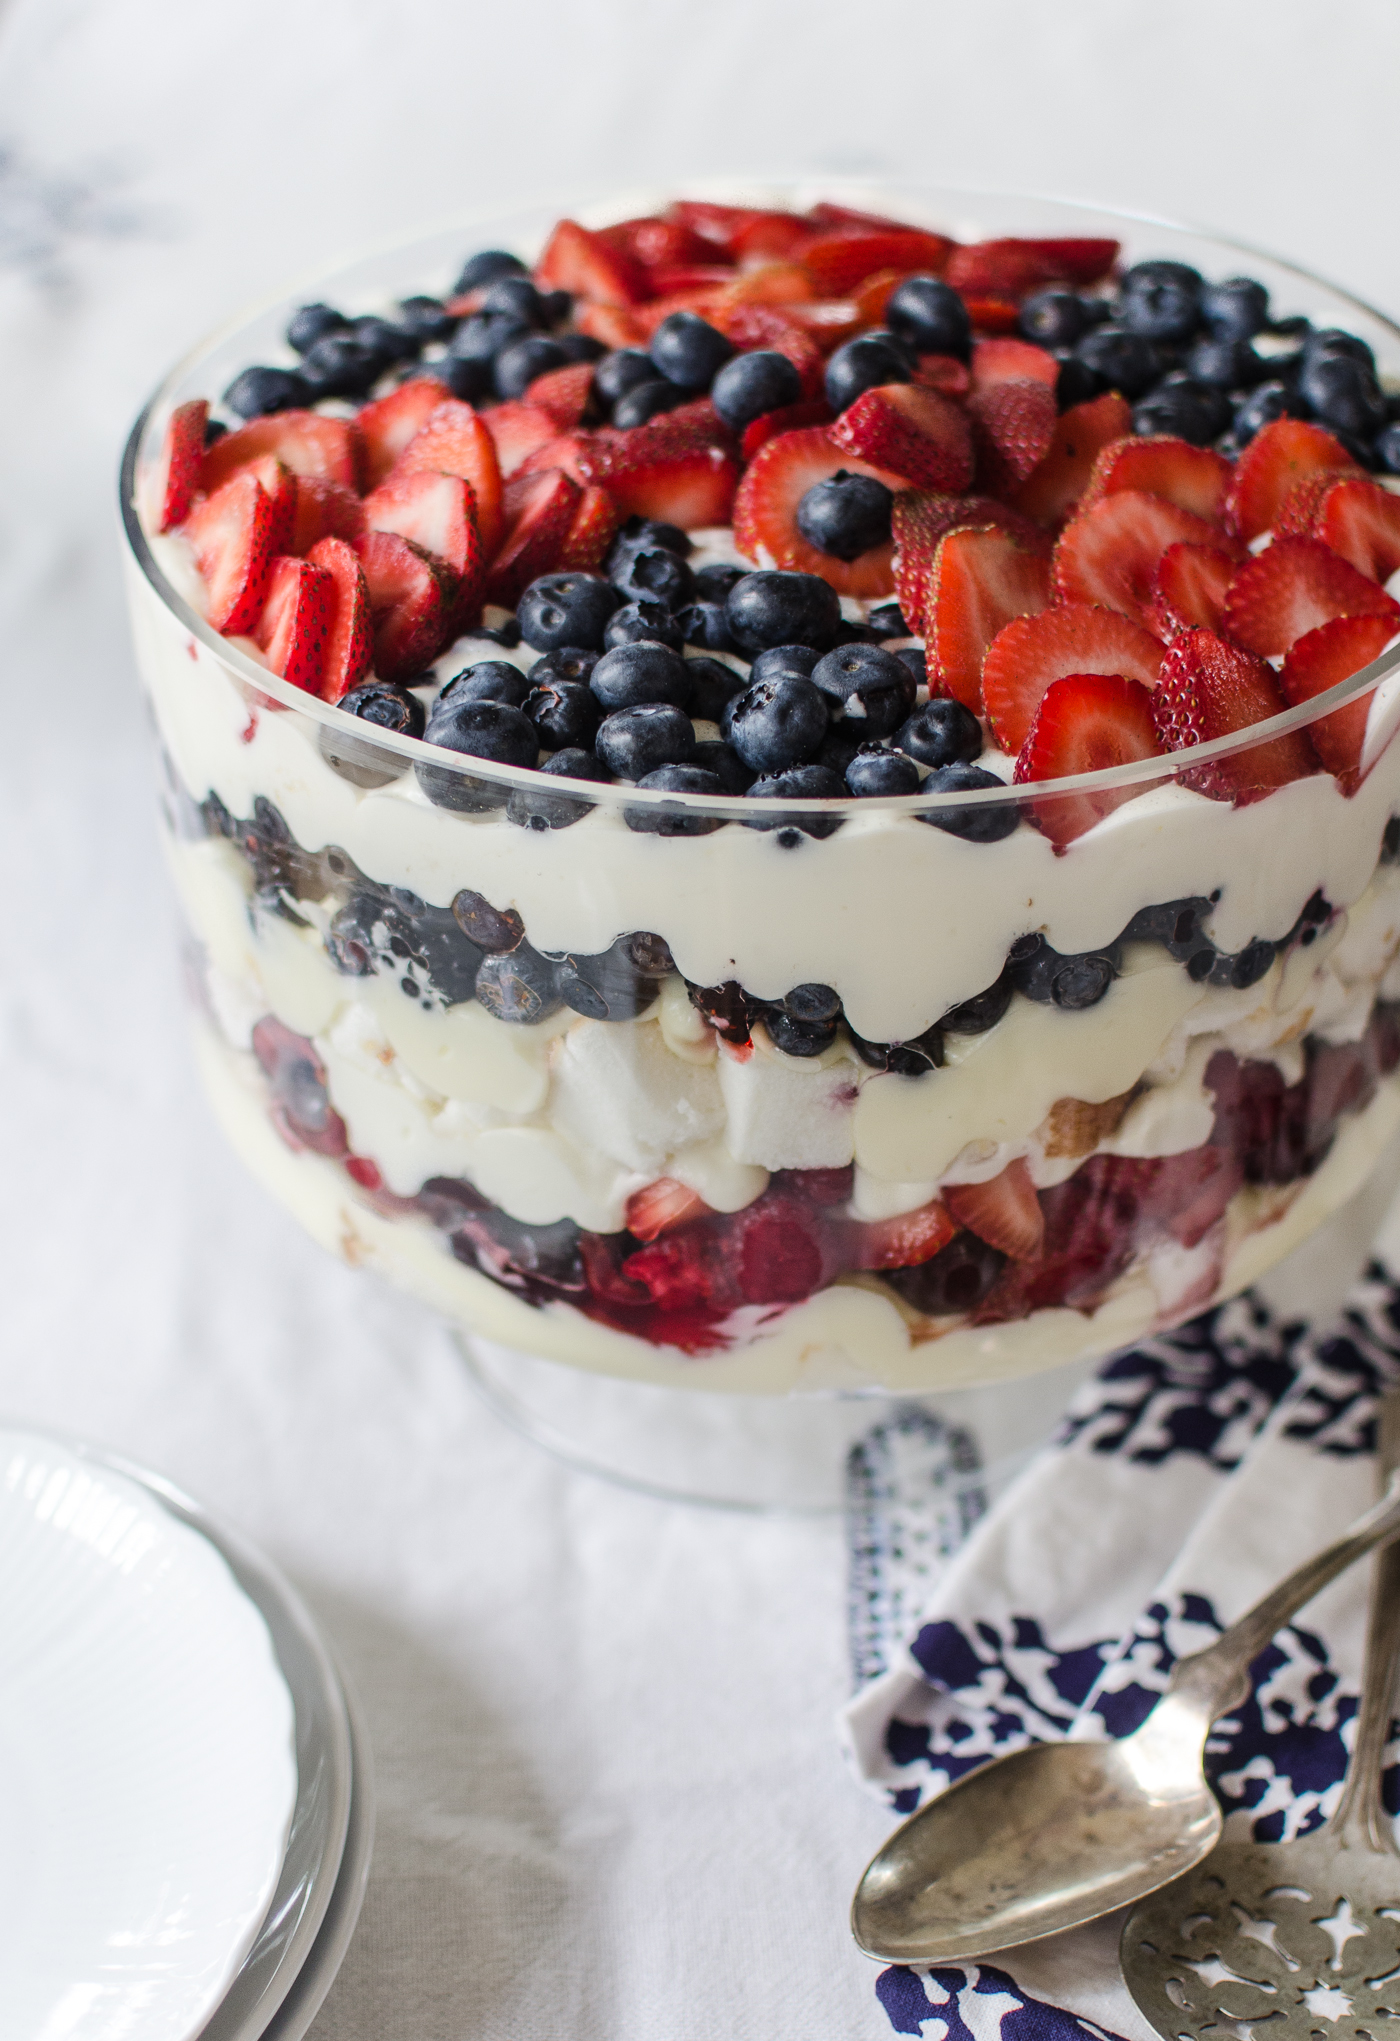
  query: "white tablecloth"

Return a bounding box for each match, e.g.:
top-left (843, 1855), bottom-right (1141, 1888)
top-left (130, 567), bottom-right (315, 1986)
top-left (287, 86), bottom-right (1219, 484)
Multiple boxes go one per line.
top-left (4, 5), bottom-right (1400, 2034)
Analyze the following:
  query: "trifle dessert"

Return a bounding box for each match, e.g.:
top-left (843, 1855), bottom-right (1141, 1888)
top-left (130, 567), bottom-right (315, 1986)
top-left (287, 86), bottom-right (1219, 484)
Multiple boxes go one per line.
top-left (123, 188), bottom-right (1400, 1394)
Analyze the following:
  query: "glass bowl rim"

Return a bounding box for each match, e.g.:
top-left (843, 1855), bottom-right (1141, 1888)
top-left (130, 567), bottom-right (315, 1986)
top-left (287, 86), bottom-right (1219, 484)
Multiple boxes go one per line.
top-left (119, 180), bottom-right (1400, 825)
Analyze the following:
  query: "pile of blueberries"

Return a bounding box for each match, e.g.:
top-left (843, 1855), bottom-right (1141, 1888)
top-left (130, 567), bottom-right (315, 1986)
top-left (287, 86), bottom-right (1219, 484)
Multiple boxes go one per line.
top-left (333, 531), bottom-right (1016, 840)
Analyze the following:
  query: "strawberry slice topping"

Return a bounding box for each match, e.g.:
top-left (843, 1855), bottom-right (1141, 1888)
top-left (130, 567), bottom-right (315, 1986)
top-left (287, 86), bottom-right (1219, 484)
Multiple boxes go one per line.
top-left (362, 469), bottom-right (483, 604)
top-left (306, 536), bottom-right (372, 701)
top-left (1273, 470), bottom-right (1339, 539)
top-left (356, 378), bottom-right (449, 491)
top-left (1223, 535), bottom-right (1400, 658)
top-left (485, 467), bottom-right (581, 607)
top-left (892, 490), bottom-right (1049, 633)
top-left (982, 603), bottom-right (1164, 755)
top-left (855, 1199), bottom-right (957, 1271)
top-left (578, 400), bottom-right (741, 530)
top-left (1012, 393), bottom-right (1133, 529)
top-left (944, 1159), bottom-right (1045, 1261)
top-left (525, 361), bottom-right (597, 430)
top-left (186, 469), bottom-right (275, 633)
top-left (731, 426), bottom-right (906, 597)
top-left (572, 301), bottom-right (648, 350)
top-left (800, 229), bottom-right (954, 296)
top-left (1278, 613), bottom-right (1398, 784)
top-left (625, 1178), bottom-right (710, 1243)
top-left (968, 378), bottom-right (1058, 493)
top-left (1151, 626), bottom-right (1318, 800)
top-left (601, 215), bottom-right (719, 270)
top-left (557, 483), bottom-right (619, 573)
top-left (291, 476), bottom-right (365, 556)
top-left (1310, 476), bottom-right (1400, 584)
top-left (947, 237), bottom-right (1119, 295)
top-left (201, 410), bottom-right (360, 492)
top-left (969, 337), bottom-right (1059, 391)
top-left (535, 218), bottom-right (649, 305)
top-left (1053, 490), bottom-right (1232, 627)
top-left (480, 399), bottom-right (568, 481)
top-left (355, 529), bottom-right (454, 681)
top-left (237, 453), bottom-right (297, 556)
top-left (1013, 673), bottom-right (1163, 846)
top-left (827, 382), bottom-right (973, 491)
top-left (1224, 417), bottom-right (1362, 543)
top-left (150, 399), bottom-right (208, 533)
top-left (912, 354), bottom-right (972, 399)
top-left (253, 554), bottom-right (333, 694)
top-left (924, 527), bottom-right (1052, 711)
top-left (1080, 435), bottom-right (1232, 523)
top-left (388, 398), bottom-right (505, 559)
top-left (741, 399), bottom-right (836, 462)
top-left (1145, 541), bottom-right (1237, 640)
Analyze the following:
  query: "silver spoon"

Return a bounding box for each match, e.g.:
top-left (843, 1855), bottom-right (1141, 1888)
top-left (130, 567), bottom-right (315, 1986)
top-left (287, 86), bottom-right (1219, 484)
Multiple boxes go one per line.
top-left (1120, 1392), bottom-right (1400, 2041)
top-left (851, 1466), bottom-right (1400, 1965)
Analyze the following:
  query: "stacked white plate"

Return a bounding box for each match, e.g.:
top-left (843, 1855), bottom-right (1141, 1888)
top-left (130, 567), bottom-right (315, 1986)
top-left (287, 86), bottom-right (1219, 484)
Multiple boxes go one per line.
top-left (0, 1427), bottom-right (373, 2041)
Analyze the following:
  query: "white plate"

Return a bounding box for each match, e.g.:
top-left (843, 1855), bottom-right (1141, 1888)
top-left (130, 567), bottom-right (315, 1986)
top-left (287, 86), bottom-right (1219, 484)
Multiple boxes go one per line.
top-left (0, 1430), bottom-right (300, 2041)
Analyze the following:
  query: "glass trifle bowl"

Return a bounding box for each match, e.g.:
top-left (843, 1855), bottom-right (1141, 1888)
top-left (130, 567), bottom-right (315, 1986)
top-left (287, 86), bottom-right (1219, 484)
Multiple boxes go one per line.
top-left (121, 185), bottom-right (1400, 1504)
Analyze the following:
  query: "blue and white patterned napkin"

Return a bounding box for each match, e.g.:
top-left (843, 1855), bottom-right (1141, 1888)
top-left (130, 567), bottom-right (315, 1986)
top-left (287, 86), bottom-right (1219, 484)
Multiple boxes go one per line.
top-left (842, 1264), bottom-right (1400, 2039)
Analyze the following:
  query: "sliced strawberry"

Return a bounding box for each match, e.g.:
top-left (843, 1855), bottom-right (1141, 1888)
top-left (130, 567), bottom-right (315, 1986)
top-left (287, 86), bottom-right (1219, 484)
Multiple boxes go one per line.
top-left (1278, 614), bottom-right (1398, 783)
top-left (1053, 491), bottom-right (1231, 627)
top-left (556, 483), bottom-right (619, 572)
top-left (1151, 626), bottom-right (1318, 800)
top-left (362, 468), bottom-right (483, 610)
top-left (968, 378), bottom-right (1058, 493)
top-left (482, 399), bottom-right (570, 481)
top-left (1081, 436), bottom-right (1232, 523)
top-left (944, 1159), bottom-right (1045, 1260)
top-left (633, 289), bottom-right (730, 336)
top-left (805, 200), bottom-right (921, 235)
top-left (526, 361), bottom-right (596, 430)
top-left (202, 410), bottom-right (359, 492)
top-left (518, 431), bottom-right (596, 484)
top-left (982, 603), bottom-right (1165, 755)
top-left (780, 300), bottom-right (866, 353)
top-left (731, 426), bottom-right (907, 597)
top-left (961, 296), bottom-right (1022, 335)
top-left (892, 490), bottom-right (1050, 633)
top-left (1224, 417), bottom-right (1362, 543)
top-left (580, 402), bottom-right (740, 531)
top-left (150, 399), bottom-right (208, 532)
top-left (1310, 476), bottom-right (1400, 583)
top-left (800, 229), bottom-right (954, 296)
top-left (851, 268), bottom-right (912, 327)
top-left (925, 528), bottom-right (1052, 711)
top-left (1274, 470), bottom-right (1338, 540)
top-left (237, 453), bottom-right (297, 555)
top-left (947, 237), bottom-right (1119, 295)
top-left (253, 554), bottom-right (333, 694)
top-left (855, 1199), bottom-right (957, 1272)
top-left (828, 382), bottom-right (973, 491)
top-left (306, 536), bottom-right (372, 701)
top-left (355, 529), bottom-right (454, 681)
top-left (913, 354), bottom-right (972, 399)
top-left (186, 470), bottom-right (275, 633)
top-left (642, 262), bottom-right (738, 297)
top-left (1223, 536), bottom-right (1400, 658)
top-left (1012, 393), bottom-right (1133, 528)
top-left (485, 467), bottom-right (581, 607)
top-left (716, 261), bottom-right (816, 308)
top-left (715, 304), bottom-right (825, 395)
top-left (970, 337), bottom-right (1059, 391)
top-left (669, 200), bottom-right (809, 256)
top-left (742, 399), bottom-right (835, 461)
top-left (534, 218), bottom-right (648, 304)
top-left (356, 378), bottom-right (449, 491)
top-left (1145, 542), bottom-right (1237, 640)
top-left (600, 215), bottom-right (719, 270)
top-left (390, 398), bottom-right (505, 556)
top-left (626, 1178), bottom-right (710, 1243)
top-left (1013, 674), bottom-right (1163, 846)
top-left (291, 476), bottom-right (365, 555)
top-left (572, 301), bottom-right (648, 350)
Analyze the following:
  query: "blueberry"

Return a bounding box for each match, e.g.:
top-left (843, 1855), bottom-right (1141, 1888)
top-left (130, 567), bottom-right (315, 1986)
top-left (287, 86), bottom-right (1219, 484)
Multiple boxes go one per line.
top-left (528, 647), bottom-right (599, 688)
top-left (523, 677), bottom-right (601, 749)
top-left (589, 640), bottom-right (692, 710)
top-left (1072, 325), bottom-right (1160, 398)
top-left (648, 311), bottom-right (734, 391)
top-left (1201, 277), bottom-right (1270, 341)
top-left (612, 380), bottom-right (688, 428)
top-left (594, 349), bottom-right (659, 406)
top-left (692, 563), bottom-right (747, 604)
top-left (556, 332), bottom-right (607, 364)
top-left (1019, 289), bottom-right (1088, 349)
top-left (1304, 328), bottom-right (1376, 374)
top-left (743, 765), bottom-right (847, 839)
top-left (625, 765), bottom-right (727, 835)
top-left (692, 738), bottom-right (755, 793)
top-left (445, 313), bottom-right (531, 401)
top-left (596, 702), bottom-right (696, 779)
top-left (1376, 422), bottom-right (1400, 475)
top-left (865, 600), bottom-right (909, 638)
top-left (298, 333), bottom-right (385, 399)
top-left (453, 249), bottom-right (528, 293)
top-left (609, 542), bottom-right (694, 609)
top-left (824, 331), bottom-right (912, 414)
top-left (897, 698), bottom-right (983, 767)
top-left (675, 601), bottom-right (736, 652)
top-left (918, 763), bottom-right (1017, 842)
top-left (539, 289), bottom-right (573, 326)
top-left (222, 366), bottom-right (310, 418)
top-left (1298, 352), bottom-right (1387, 439)
top-left (451, 889), bottom-right (526, 952)
top-left (885, 276), bottom-right (971, 359)
top-left (845, 745), bottom-right (922, 796)
top-left (727, 675), bottom-right (829, 773)
top-left (795, 471), bottom-right (894, 562)
top-left (417, 698), bottom-right (538, 811)
top-left (517, 571), bottom-right (621, 652)
top-left (725, 570), bottom-right (841, 654)
top-left (352, 314), bottom-right (419, 364)
top-left (685, 655), bottom-right (748, 722)
top-left (943, 971), bottom-right (1014, 1033)
top-left (320, 682), bottom-right (424, 789)
top-left (1233, 378), bottom-right (1307, 445)
top-left (895, 646), bottom-right (927, 690)
top-left (1008, 934), bottom-right (1120, 1009)
top-left (475, 944), bottom-right (562, 1024)
top-left (287, 303), bottom-right (348, 353)
top-left (1132, 377), bottom-right (1231, 447)
top-left (818, 725), bottom-right (864, 779)
top-left (203, 418), bottom-right (228, 447)
top-left (710, 350), bottom-right (803, 433)
top-left (1054, 354), bottom-right (1107, 409)
top-left (438, 660), bottom-right (532, 710)
top-left (397, 295), bottom-right (458, 343)
top-left (506, 748), bottom-right (610, 831)
top-left (750, 644), bottom-right (820, 685)
top-left (440, 354), bottom-right (494, 403)
top-left (604, 601), bottom-right (685, 652)
top-left (553, 933), bottom-right (672, 1019)
top-left (495, 334), bottom-right (569, 400)
top-left (884, 1233), bottom-right (1007, 1314)
top-left (1120, 259), bottom-right (1203, 308)
top-left (768, 1010), bottom-right (840, 1057)
top-left (1119, 278), bottom-right (1201, 345)
top-left (812, 643), bottom-right (916, 737)
top-left (337, 680), bottom-right (425, 738)
top-left (475, 276), bottom-right (545, 326)
top-left (608, 515), bottom-right (692, 564)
